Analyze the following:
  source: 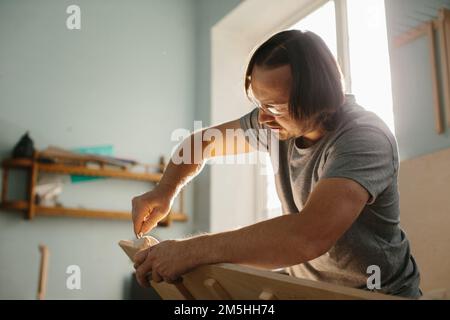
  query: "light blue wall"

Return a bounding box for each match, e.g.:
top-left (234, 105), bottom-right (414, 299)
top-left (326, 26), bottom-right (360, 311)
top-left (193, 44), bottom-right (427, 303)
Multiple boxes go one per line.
top-left (0, 0), bottom-right (201, 299)
top-left (385, 0), bottom-right (450, 160)
top-left (192, 0), bottom-right (241, 233)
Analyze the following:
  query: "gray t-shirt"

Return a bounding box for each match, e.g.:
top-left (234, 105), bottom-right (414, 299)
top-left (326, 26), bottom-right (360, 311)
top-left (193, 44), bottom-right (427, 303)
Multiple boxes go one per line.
top-left (240, 94), bottom-right (421, 298)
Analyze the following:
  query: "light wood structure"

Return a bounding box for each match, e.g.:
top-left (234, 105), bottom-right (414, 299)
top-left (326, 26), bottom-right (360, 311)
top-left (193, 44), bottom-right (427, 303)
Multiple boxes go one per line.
top-left (150, 264), bottom-right (401, 300)
top-left (37, 244), bottom-right (49, 300)
top-left (398, 147), bottom-right (450, 293)
top-left (119, 231), bottom-right (401, 300)
top-left (0, 153), bottom-right (187, 225)
top-left (119, 236), bottom-right (159, 260)
top-left (394, 8), bottom-right (450, 133)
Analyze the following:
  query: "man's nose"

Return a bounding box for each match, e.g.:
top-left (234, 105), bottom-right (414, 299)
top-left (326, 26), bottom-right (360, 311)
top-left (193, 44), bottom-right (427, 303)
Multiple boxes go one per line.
top-left (258, 109), bottom-right (275, 125)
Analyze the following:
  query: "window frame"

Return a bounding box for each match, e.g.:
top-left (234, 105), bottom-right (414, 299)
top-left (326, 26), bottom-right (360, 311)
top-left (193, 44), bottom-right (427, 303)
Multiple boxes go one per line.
top-left (257, 0), bottom-right (353, 219)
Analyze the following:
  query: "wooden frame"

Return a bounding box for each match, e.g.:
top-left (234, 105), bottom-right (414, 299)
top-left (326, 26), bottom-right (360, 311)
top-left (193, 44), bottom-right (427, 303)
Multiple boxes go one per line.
top-left (150, 263), bottom-right (403, 300)
top-left (0, 153), bottom-right (187, 224)
top-left (37, 244), bottom-right (49, 300)
top-left (438, 9), bottom-right (450, 128)
top-left (394, 8), bottom-right (450, 133)
top-left (427, 21), bottom-right (444, 134)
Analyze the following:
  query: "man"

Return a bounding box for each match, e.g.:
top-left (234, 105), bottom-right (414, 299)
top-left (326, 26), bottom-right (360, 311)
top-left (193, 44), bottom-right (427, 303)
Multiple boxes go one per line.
top-left (132, 30), bottom-right (421, 298)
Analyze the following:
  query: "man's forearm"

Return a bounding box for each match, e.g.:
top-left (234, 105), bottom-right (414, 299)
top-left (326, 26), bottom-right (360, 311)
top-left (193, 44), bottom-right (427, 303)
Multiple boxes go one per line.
top-left (158, 132), bottom-right (207, 196)
top-left (187, 213), bottom-right (327, 270)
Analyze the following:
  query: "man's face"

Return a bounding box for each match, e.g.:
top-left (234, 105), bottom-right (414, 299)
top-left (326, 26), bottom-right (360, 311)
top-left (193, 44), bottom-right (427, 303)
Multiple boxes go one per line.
top-left (250, 65), bottom-right (307, 141)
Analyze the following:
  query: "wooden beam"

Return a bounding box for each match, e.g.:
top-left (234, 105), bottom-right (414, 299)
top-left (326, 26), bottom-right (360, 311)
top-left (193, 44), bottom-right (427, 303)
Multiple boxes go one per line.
top-left (394, 20), bottom-right (439, 47)
top-left (0, 201), bottom-right (188, 223)
top-left (37, 163), bottom-right (162, 182)
top-left (28, 153), bottom-right (38, 220)
top-left (2, 158), bottom-right (33, 168)
top-left (1, 168), bottom-right (9, 203)
top-left (151, 263), bottom-right (403, 300)
top-left (439, 9), bottom-right (450, 127)
top-left (0, 200), bottom-right (29, 210)
top-left (204, 278), bottom-right (232, 300)
top-left (37, 244), bottom-right (50, 300)
top-left (427, 22), bottom-right (444, 133)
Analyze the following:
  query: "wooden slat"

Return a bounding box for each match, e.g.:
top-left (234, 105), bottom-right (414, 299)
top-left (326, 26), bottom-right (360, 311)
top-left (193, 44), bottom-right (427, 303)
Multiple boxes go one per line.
top-left (2, 158), bottom-right (33, 168)
top-left (28, 155), bottom-right (38, 220)
top-left (394, 20), bottom-right (439, 47)
top-left (1, 168), bottom-right (9, 203)
top-left (439, 9), bottom-right (450, 127)
top-left (36, 206), bottom-right (132, 220)
top-left (35, 206), bottom-right (188, 222)
top-left (204, 278), bottom-right (232, 300)
top-left (0, 201), bottom-right (188, 223)
top-left (171, 211), bottom-right (188, 222)
top-left (152, 263), bottom-right (403, 300)
top-left (427, 22), bottom-right (444, 133)
top-left (37, 163), bottom-right (162, 182)
top-left (37, 244), bottom-right (50, 300)
top-left (0, 200), bottom-right (29, 210)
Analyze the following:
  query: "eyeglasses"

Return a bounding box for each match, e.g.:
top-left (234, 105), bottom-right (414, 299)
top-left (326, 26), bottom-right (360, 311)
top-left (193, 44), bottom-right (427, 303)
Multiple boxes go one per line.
top-left (249, 96), bottom-right (289, 117)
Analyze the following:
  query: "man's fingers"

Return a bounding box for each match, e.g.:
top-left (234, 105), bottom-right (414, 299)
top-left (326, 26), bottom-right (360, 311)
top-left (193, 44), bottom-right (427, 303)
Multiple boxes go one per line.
top-left (140, 219), bottom-right (157, 235)
top-left (152, 270), bottom-right (163, 283)
top-left (135, 259), bottom-right (153, 288)
top-left (133, 248), bottom-right (149, 266)
top-left (140, 209), bottom-right (163, 234)
top-left (132, 199), bottom-right (152, 236)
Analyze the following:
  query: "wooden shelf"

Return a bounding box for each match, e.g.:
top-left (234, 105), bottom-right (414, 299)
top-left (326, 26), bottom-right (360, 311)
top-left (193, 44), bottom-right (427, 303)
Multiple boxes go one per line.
top-left (38, 163), bottom-right (162, 182)
top-left (0, 201), bottom-right (187, 223)
top-left (3, 158), bottom-right (162, 182)
top-left (1, 154), bottom-right (187, 226)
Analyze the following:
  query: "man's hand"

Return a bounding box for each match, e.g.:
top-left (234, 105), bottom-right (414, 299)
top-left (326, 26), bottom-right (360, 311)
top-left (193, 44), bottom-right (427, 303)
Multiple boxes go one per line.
top-left (131, 184), bottom-right (176, 237)
top-left (133, 240), bottom-right (200, 287)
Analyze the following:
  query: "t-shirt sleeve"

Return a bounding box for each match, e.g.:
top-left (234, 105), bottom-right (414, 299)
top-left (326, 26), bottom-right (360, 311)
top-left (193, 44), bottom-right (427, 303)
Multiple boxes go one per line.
top-left (239, 108), bottom-right (270, 152)
top-left (321, 127), bottom-right (398, 204)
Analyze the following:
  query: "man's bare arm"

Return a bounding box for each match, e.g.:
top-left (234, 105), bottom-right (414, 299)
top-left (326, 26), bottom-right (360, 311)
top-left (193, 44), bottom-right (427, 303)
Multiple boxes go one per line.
top-left (185, 177), bottom-right (369, 270)
top-left (158, 119), bottom-right (254, 195)
top-left (132, 119), bottom-right (254, 235)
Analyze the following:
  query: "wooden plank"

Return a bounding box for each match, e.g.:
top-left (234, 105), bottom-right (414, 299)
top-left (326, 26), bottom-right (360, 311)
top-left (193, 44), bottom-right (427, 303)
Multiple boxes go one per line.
top-left (1, 168), bottom-right (9, 203)
top-left (259, 290), bottom-right (278, 300)
top-left (27, 156), bottom-right (38, 220)
top-left (37, 244), bottom-right (49, 300)
top-left (1, 202), bottom-right (187, 223)
top-left (119, 236), bottom-right (159, 260)
top-left (394, 20), bottom-right (439, 47)
top-left (2, 158), bottom-right (33, 168)
top-left (171, 211), bottom-right (188, 222)
top-left (398, 147), bottom-right (450, 292)
top-left (151, 280), bottom-right (193, 300)
top-left (35, 206), bottom-right (188, 222)
top-left (204, 278), bottom-right (232, 300)
top-left (37, 163), bottom-right (162, 182)
top-left (440, 9), bottom-right (450, 126)
top-left (440, 9), bottom-right (450, 127)
top-left (0, 200), bottom-right (29, 210)
top-left (427, 22), bottom-right (444, 133)
top-left (36, 206), bottom-right (132, 220)
top-left (152, 263), bottom-right (403, 300)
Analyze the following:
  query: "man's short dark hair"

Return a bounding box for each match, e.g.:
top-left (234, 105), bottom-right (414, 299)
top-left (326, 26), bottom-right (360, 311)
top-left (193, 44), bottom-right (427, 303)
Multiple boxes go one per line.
top-left (245, 30), bottom-right (345, 131)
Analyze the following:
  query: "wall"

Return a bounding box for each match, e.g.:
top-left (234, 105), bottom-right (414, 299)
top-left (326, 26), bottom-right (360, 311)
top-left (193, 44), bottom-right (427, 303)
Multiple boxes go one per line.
top-left (385, 0), bottom-right (450, 292)
top-left (385, 0), bottom-right (450, 160)
top-left (210, 0), bottom-right (327, 233)
top-left (191, 0), bottom-right (241, 233)
top-left (0, 0), bottom-right (198, 299)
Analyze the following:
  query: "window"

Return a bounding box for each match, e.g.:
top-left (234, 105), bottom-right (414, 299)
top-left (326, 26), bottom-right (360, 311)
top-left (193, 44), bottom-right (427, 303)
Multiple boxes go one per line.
top-left (261, 0), bottom-right (395, 218)
top-left (347, 0), bottom-right (394, 132)
top-left (290, 1), bottom-right (338, 58)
